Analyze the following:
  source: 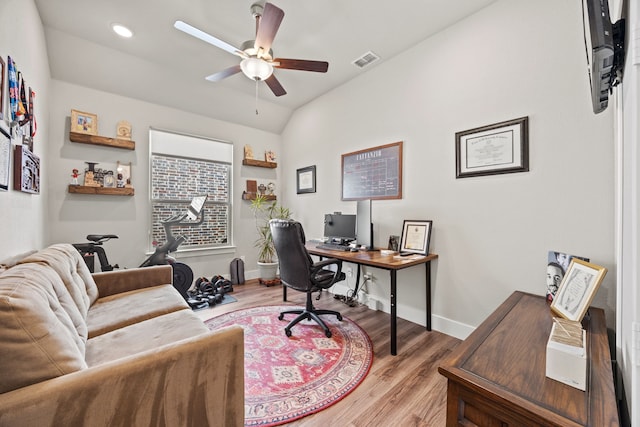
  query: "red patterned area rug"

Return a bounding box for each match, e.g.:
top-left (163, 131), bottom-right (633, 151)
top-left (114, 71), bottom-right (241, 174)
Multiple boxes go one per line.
top-left (205, 305), bottom-right (373, 426)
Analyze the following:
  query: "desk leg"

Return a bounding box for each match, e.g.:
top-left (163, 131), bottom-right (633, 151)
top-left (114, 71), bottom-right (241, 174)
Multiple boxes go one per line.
top-left (426, 261), bottom-right (431, 331)
top-left (390, 270), bottom-right (397, 356)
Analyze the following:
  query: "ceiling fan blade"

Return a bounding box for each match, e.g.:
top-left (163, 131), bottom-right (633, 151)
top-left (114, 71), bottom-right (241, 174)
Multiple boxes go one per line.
top-left (205, 65), bottom-right (242, 82)
top-left (265, 74), bottom-right (287, 97)
top-left (174, 20), bottom-right (246, 58)
top-left (254, 3), bottom-right (284, 55)
top-left (273, 58), bottom-right (329, 73)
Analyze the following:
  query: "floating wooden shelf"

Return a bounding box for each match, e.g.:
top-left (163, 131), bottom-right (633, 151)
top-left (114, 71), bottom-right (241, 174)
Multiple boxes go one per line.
top-left (69, 131), bottom-right (135, 150)
top-left (242, 158), bottom-right (277, 168)
top-left (242, 191), bottom-right (276, 201)
top-left (68, 185), bottom-right (135, 196)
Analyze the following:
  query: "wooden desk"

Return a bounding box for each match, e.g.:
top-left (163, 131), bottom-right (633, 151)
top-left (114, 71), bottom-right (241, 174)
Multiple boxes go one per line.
top-left (303, 243), bottom-right (438, 355)
top-left (438, 291), bottom-right (619, 426)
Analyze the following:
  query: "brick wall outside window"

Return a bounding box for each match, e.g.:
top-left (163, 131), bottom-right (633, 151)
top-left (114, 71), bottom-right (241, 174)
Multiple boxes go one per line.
top-left (151, 154), bottom-right (230, 248)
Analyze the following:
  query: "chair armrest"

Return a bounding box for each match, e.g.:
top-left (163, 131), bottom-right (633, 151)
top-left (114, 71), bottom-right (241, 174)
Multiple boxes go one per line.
top-left (311, 258), bottom-right (344, 287)
top-left (92, 265), bottom-right (172, 297)
top-left (0, 326), bottom-right (244, 427)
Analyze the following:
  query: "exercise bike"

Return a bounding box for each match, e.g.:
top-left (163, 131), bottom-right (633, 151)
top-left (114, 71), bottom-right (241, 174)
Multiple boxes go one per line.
top-left (73, 195), bottom-right (208, 300)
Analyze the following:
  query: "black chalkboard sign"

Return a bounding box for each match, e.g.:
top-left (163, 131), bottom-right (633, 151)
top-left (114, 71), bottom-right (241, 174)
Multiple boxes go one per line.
top-left (341, 141), bottom-right (403, 201)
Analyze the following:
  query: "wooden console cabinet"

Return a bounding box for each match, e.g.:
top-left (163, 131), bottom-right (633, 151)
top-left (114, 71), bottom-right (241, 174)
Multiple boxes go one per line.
top-left (438, 291), bottom-right (618, 426)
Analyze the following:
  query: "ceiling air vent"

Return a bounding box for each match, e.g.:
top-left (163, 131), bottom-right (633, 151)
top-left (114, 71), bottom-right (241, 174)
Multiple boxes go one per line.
top-left (352, 51), bottom-right (380, 68)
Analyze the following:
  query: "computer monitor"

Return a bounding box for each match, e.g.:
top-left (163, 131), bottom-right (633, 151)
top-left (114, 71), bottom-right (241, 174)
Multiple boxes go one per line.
top-left (324, 213), bottom-right (356, 244)
top-left (356, 199), bottom-right (373, 250)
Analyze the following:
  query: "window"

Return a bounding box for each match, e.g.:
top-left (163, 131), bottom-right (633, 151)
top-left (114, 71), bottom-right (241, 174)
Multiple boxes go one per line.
top-left (149, 128), bottom-right (233, 251)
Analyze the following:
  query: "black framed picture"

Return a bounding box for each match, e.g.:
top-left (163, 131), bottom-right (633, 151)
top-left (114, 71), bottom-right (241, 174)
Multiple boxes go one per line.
top-left (455, 117), bottom-right (529, 178)
top-left (399, 220), bottom-right (432, 255)
top-left (0, 127), bottom-right (10, 191)
top-left (296, 165), bottom-right (316, 194)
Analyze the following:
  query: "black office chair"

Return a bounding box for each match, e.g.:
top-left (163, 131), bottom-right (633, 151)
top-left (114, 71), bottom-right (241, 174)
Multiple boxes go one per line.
top-left (270, 219), bottom-right (345, 338)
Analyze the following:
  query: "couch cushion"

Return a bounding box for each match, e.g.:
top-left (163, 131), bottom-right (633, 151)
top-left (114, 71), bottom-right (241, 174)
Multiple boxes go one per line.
top-left (0, 263), bottom-right (87, 394)
top-left (85, 309), bottom-right (210, 366)
top-left (19, 244), bottom-right (99, 315)
top-left (87, 284), bottom-right (189, 338)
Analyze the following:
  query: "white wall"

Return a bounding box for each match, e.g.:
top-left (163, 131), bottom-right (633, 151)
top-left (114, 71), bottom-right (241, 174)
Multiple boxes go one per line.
top-left (46, 80), bottom-right (281, 279)
top-left (281, 0), bottom-right (616, 338)
top-left (0, 0), bottom-right (50, 258)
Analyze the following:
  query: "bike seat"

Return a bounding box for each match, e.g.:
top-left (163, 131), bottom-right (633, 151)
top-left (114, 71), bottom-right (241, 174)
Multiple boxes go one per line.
top-left (86, 234), bottom-right (119, 242)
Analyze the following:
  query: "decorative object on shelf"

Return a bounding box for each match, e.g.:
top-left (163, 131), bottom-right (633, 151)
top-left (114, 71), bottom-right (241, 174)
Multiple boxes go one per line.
top-left (103, 171), bottom-right (116, 188)
top-left (258, 183), bottom-right (266, 195)
top-left (267, 182), bottom-right (275, 195)
top-left (13, 145), bottom-right (39, 194)
top-left (296, 165), bottom-right (316, 194)
top-left (455, 116), bottom-right (529, 178)
top-left (70, 109), bottom-right (98, 135)
top-left (342, 142), bottom-right (402, 200)
top-left (550, 258), bottom-right (607, 322)
top-left (265, 150), bottom-right (276, 162)
top-left (0, 127), bottom-right (10, 191)
top-left (116, 161), bottom-right (132, 188)
top-left (399, 220), bottom-right (432, 256)
top-left (116, 120), bottom-right (132, 140)
top-left (246, 179), bottom-right (257, 194)
top-left (0, 56), bottom-right (5, 121)
top-left (244, 144), bottom-right (254, 160)
top-left (546, 251), bottom-right (589, 303)
top-left (70, 168), bottom-right (79, 186)
top-left (83, 162), bottom-right (100, 187)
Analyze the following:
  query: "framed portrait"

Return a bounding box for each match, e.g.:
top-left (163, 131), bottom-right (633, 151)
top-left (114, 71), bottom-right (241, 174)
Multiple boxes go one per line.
top-left (455, 116), bottom-right (529, 178)
top-left (0, 56), bottom-right (5, 121)
top-left (399, 220), bottom-right (432, 256)
top-left (388, 235), bottom-right (399, 251)
top-left (70, 109), bottom-right (98, 135)
top-left (296, 165), bottom-right (316, 194)
top-left (550, 258), bottom-right (607, 322)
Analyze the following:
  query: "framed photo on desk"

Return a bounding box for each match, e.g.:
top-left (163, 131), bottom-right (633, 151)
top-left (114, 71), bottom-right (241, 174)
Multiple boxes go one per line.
top-left (399, 220), bottom-right (432, 255)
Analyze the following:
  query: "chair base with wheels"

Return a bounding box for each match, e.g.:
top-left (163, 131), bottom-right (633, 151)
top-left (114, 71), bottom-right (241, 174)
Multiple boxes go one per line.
top-left (279, 291), bottom-right (343, 338)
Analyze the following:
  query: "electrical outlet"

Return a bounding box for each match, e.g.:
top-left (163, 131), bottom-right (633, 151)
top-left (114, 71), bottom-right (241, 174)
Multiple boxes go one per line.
top-left (346, 268), bottom-right (353, 277)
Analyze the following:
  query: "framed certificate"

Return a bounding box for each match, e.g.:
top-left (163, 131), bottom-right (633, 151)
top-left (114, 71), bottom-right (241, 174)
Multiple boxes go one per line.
top-left (296, 165), bottom-right (316, 194)
top-left (455, 117), bottom-right (529, 178)
top-left (550, 258), bottom-right (607, 322)
top-left (399, 220), bottom-right (432, 255)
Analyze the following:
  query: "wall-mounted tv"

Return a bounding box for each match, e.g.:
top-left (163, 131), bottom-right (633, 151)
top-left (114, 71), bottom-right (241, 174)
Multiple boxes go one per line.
top-left (581, 0), bottom-right (625, 114)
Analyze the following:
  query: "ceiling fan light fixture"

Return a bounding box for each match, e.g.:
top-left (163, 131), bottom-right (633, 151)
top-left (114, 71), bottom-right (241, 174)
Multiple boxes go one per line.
top-left (240, 57), bottom-right (273, 81)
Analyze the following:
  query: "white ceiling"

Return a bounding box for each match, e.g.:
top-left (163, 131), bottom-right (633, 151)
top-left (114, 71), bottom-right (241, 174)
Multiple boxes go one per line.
top-left (35, 0), bottom-right (497, 134)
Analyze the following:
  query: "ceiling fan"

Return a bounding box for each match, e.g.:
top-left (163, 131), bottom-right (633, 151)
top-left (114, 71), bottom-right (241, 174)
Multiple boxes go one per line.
top-left (174, 1), bottom-right (329, 97)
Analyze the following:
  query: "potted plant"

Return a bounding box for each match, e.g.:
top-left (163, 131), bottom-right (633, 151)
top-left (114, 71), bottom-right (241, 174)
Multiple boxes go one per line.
top-left (250, 194), bottom-right (292, 280)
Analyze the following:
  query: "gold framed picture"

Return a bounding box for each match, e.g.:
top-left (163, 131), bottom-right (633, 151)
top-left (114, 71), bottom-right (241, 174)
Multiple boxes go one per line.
top-left (70, 109), bottom-right (98, 135)
top-left (550, 258), bottom-right (607, 322)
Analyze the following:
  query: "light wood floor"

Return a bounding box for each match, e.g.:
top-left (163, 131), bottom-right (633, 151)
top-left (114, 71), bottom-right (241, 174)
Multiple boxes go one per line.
top-left (194, 279), bottom-right (461, 426)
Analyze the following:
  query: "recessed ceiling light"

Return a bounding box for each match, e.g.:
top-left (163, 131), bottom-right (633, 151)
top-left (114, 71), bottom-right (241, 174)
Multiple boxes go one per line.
top-left (112, 23), bottom-right (133, 38)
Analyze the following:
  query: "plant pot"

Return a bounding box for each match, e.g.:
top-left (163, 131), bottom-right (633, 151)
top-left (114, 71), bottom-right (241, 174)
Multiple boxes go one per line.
top-left (257, 261), bottom-right (278, 280)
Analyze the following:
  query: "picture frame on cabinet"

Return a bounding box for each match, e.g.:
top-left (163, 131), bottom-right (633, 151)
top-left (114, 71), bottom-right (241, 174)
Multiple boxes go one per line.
top-left (70, 109), bottom-right (98, 135)
top-left (550, 259), bottom-right (607, 322)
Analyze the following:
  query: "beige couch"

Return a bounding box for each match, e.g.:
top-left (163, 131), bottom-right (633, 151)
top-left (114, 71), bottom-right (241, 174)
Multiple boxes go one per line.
top-left (0, 244), bottom-right (244, 427)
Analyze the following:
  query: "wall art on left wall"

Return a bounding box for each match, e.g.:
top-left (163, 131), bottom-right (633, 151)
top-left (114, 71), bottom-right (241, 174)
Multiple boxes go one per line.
top-left (13, 144), bottom-right (39, 194)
